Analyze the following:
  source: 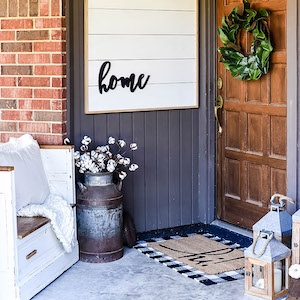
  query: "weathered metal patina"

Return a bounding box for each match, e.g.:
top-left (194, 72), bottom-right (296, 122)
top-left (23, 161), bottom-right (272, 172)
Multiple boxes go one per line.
top-left (77, 172), bottom-right (123, 263)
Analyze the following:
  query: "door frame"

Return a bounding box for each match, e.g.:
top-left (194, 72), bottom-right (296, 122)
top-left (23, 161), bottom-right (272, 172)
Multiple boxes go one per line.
top-left (214, 0), bottom-right (300, 221)
top-left (287, 0), bottom-right (300, 212)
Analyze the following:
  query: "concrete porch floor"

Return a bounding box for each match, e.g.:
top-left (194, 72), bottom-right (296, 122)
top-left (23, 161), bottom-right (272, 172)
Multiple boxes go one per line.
top-left (33, 247), bottom-right (257, 300)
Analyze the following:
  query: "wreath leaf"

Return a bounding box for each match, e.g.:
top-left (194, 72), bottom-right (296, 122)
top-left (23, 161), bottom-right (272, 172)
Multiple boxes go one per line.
top-left (218, 0), bottom-right (273, 81)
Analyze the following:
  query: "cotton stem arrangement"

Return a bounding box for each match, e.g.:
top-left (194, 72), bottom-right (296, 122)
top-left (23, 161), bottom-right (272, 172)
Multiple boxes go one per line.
top-left (74, 136), bottom-right (138, 180)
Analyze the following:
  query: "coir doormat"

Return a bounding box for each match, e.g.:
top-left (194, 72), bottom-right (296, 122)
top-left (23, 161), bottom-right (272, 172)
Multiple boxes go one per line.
top-left (135, 232), bottom-right (246, 286)
top-left (148, 234), bottom-right (244, 275)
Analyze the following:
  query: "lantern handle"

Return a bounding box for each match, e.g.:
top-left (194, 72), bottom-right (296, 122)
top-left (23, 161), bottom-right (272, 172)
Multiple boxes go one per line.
top-left (251, 230), bottom-right (273, 258)
top-left (270, 194), bottom-right (295, 208)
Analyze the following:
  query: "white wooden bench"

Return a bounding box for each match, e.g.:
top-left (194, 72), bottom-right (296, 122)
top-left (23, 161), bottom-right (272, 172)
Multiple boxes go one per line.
top-left (0, 145), bottom-right (79, 300)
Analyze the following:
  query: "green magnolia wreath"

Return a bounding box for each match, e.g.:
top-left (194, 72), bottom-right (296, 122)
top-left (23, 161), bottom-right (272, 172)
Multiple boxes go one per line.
top-left (218, 0), bottom-right (273, 81)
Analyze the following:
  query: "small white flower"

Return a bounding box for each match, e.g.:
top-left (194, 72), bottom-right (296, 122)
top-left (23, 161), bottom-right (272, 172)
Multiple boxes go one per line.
top-left (106, 151), bottom-right (113, 158)
top-left (75, 161), bottom-right (81, 167)
top-left (123, 157), bottom-right (130, 166)
top-left (74, 151), bottom-right (80, 160)
top-left (81, 136), bottom-right (92, 146)
top-left (289, 264), bottom-right (300, 279)
top-left (107, 164), bottom-right (116, 173)
top-left (64, 138), bottom-right (70, 145)
top-left (119, 171), bottom-right (127, 180)
top-left (80, 145), bottom-right (88, 152)
top-left (130, 143), bottom-right (138, 150)
top-left (118, 140), bottom-right (126, 148)
top-left (91, 150), bottom-right (98, 159)
top-left (97, 145), bottom-right (109, 153)
top-left (129, 164), bottom-right (139, 172)
top-left (108, 136), bottom-right (116, 144)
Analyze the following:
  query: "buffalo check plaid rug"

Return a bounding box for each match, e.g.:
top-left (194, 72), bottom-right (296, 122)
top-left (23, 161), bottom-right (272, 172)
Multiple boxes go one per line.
top-left (134, 232), bottom-right (246, 286)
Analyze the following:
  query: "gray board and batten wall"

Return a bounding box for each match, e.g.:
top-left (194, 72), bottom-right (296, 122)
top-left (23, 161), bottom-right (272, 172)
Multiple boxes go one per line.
top-left (67, 0), bottom-right (217, 233)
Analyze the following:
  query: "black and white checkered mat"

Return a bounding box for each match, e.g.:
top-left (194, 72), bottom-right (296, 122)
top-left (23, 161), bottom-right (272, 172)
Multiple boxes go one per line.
top-left (134, 232), bottom-right (246, 286)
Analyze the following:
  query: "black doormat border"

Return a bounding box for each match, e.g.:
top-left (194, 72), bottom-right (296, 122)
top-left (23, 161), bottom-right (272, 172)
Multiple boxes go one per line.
top-left (137, 223), bottom-right (252, 248)
top-left (135, 224), bottom-right (252, 286)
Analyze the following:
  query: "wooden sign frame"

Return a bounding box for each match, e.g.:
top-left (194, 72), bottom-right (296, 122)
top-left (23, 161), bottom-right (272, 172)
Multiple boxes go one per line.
top-left (84, 0), bottom-right (199, 114)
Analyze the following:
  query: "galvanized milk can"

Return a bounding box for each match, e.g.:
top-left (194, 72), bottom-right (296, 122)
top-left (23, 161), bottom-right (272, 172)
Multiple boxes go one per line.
top-left (77, 172), bottom-right (123, 263)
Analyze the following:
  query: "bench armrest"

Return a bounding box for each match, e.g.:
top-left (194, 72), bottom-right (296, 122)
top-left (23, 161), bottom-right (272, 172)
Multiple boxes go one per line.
top-left (0, 166), bottom-right (14, 172)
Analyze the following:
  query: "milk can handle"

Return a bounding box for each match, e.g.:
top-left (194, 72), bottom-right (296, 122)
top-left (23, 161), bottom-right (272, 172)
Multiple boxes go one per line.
top-left (251, 231), bottom-right (273, 258)
top-left (270, 193), bottom-right (295, 208)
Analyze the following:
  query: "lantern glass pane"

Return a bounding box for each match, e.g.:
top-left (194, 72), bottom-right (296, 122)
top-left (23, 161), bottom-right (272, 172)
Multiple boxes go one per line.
top-left (251, 264), bottom-right (266, 290)
top-left (274, 259), bottom-right (286, 294)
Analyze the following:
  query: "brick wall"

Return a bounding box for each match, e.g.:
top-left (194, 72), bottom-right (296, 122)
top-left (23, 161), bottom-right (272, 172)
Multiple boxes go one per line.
top-left (0, 0), bottom-right (66, 144)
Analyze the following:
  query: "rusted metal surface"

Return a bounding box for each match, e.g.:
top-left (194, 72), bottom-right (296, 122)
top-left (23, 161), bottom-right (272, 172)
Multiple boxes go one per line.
top-left (77, 172), bottom-right (123, 263)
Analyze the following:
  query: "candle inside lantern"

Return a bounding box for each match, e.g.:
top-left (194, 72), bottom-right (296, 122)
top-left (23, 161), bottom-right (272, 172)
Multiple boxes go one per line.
top-left (274, 268), bottom-right (282, 294)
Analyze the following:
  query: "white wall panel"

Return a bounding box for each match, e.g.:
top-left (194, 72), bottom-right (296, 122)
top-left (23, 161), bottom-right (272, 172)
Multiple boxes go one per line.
top-left (88, 59), bottom-right (196, 86)
top-left (88, 0), bottom-right (196, 11)
top-left (88, 10), bottom-right (196, 35)
top-left (85, 0), bottom-right (198, 113)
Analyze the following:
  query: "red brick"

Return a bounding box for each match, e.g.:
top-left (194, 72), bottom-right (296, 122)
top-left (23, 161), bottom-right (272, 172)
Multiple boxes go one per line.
top-left (19, 99), bottom-right (51, 110)
top-left (19, 122), bottom-right (51, 133)
top-left (2, 66), bottom-right (32, 75)
top-left (35, 18), bottom-right (66, 29)
top-left (51, 0), bottom-right (60, 16)
top-left (18, 53), bottom-right (50, 64)
top-left (52, 53), bottom-right (66, 64)
top-left (33, 111), bottom-right (64, 122)
top-left (29, 0), bottom-right (38, 16)
top-left (40, 0), bottom-right (49, 16)
top-left (1, 19), bottom-right (33, 29)
top-left (52, 77), bottom-right (66, 87)
top-left (35, 65), bottom-right (66, 75)
top-left (34, 134), bottom-right (65, 145)
top-left (17, 30), bottom-right (49, 41)
top-left (18, 77), bottom-right (50, 87)
top-left (34, 88), bottom-right (66, 99)
top-left (52, 99), bottom-right (66, 110)
top-left (51, 29), bottom-right (66, 40)
top-left (1, 42), bottom-right (32, 52)
top-left (0, 0), bottom-right (7, 17)
top-left (9, 0), bottom-right (18, 17)
top-left (19, 0), bottom-right (29, 17)
top-left (1, 133), bottom-right (23, 143)
top-left (34, 41), bottom-right (66, 52)
top-left (0, 54), bottom-right (16, 64)
top-left (52, 122), bottom-right (66, 134)
top-left (0, 121), bottom-right (17, 132)
top-left (1, 110), bottom-right (32, 121)
top-left (0, 77), bottom-right (16, 86)
top-left (2, 88), bottom-right (32, 98)
top-left (0, 99), bottom-right (17, 109)
top-left (0, 31), bottom-right (15, 41)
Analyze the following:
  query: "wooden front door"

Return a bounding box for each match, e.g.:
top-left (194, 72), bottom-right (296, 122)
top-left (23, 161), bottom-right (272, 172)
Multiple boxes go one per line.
top-left (217, 0), bottom-right (287, 229)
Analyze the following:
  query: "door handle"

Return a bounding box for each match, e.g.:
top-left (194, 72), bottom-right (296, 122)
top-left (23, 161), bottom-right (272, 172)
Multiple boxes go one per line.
top-left (215, 95), bottom-right (224, 135)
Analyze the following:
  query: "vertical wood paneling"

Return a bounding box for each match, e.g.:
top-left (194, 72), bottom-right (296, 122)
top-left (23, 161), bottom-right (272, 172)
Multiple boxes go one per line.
top-left (69, 0), bottom-right (217, 232)
top-left (157, 111), bottom-right (169, 229)
top-left (145, 112), bottom-right (157, 230)
top-left (168, 110), bottom-right (181, 227)
top-left (287, 0), bottom-right (300, 211)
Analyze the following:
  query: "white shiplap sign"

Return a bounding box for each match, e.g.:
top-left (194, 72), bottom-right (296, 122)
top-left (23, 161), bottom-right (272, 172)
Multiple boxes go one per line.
top-left (85, 0), bottom-right (198, 114)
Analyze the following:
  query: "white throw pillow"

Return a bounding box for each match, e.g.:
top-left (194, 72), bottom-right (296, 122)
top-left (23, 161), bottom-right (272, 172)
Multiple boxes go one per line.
top-left (0, 134), bottom-right (50, 211)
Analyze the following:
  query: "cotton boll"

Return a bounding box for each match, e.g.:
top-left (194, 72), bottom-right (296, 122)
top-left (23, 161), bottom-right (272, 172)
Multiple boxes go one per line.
top-left (119, 171), bottom-right (127, 180)
top-left (118, 140), bottom-right (126, 148)
top-left (81, 136), bottom-right (92, 146)
top-left (289, 264), bottom-right (300, 279)
top-left (97, 145), bottom-right (109, 153)
top-left (107, 164), bottom-right (116, 173)
top-left (123, 158), bottom-right (130, 166)
top-left (107, 159), bottom-right (117, 167)
top-left (64, 138), bottom-right (71, 145)
top-left (106, 151), bottom-right (113, 158)
top-left (129, 164), bottom-right (139, 171)
top-left (74, 151), bottom-right (80, 160)
top-left (108, 137), bottom-right (116, 144)
top-left (130, 143), bottom-right (138, 150)
top-left (80, 145), bottom-right (88, 152)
